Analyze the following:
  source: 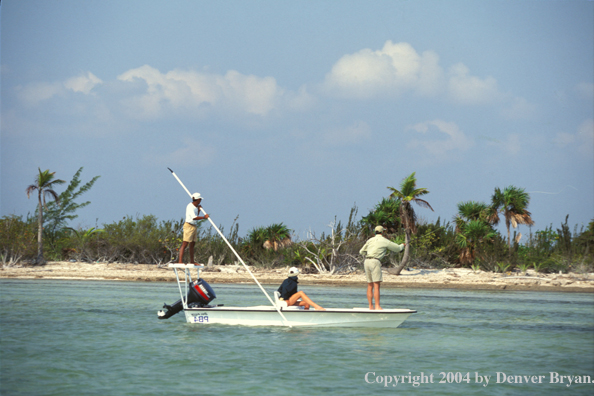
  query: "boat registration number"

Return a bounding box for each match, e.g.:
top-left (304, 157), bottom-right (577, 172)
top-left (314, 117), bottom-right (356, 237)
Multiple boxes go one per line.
top-left (191, 313), bottom-right (209, 323)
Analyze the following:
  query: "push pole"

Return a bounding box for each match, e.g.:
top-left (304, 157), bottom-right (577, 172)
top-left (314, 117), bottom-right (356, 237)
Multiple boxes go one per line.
top-left (167, 168), bottom-right (292, 327)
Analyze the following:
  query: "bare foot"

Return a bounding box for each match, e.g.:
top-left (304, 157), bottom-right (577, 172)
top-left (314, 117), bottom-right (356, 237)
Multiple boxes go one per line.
top-left (369, 306), bottom-right (375, 310)
top-left (314, 306), bottom-right (326, 311)
top-left (375, 306), bottom-right (383, 310)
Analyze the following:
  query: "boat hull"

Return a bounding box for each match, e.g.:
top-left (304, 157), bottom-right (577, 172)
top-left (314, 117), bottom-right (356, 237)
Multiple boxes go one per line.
top-left (183, 306), bottom-right (415, 328)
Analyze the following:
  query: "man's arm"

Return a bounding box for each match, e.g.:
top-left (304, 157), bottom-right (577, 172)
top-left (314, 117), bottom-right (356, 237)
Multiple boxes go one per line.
top-left (387, 240), bottom-right (405, 253)
top-left (193, 205), bottom-right (209, 220)
top-left (359, 241), bottom-right (368, 257)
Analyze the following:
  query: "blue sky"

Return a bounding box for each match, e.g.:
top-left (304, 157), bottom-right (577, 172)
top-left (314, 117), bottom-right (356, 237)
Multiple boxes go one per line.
top-left (1, 0), bottom-right (593, 241)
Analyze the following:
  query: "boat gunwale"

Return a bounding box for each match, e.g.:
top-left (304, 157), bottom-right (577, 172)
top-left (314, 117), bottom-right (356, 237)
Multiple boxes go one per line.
top-left (184, 307), bottom-right (417, 314)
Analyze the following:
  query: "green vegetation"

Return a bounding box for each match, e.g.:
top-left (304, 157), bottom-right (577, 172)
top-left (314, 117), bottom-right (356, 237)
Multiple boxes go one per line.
top-left (0, 214), bottom-right (37, 266)
top-left (3, 169), bottom-right (592, 274)
top-left (387, 172), bottom-right (434, 274)
top-left (43, 167), bottom-right (100, 256)
top-left (25, 168), bottom-right (66, 265)
top-left (454, 201), bottom-right (498, 266)
top-left (491, 185), bottom-right (534, 254)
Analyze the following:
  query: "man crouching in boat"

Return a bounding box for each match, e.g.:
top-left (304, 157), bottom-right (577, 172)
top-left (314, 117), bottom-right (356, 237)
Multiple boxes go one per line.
top-left (277, 267), bottom-right (325, 311)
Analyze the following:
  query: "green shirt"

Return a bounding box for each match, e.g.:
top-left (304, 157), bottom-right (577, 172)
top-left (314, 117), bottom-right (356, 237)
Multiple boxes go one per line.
top-left (359, 234), bottom-right (404, 260)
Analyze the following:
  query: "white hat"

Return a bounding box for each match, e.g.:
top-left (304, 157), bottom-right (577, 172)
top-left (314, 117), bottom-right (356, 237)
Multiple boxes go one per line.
top-left (288, 267), bottom-right (300, 277)
top-left (375, 225), bottom-right (385, 233)
top-left (191, 193), bottom-right (202, 201)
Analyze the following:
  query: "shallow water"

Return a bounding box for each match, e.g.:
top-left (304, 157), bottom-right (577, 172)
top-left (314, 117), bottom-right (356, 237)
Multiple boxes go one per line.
top-left (1, 279), bottom-right (593, 395)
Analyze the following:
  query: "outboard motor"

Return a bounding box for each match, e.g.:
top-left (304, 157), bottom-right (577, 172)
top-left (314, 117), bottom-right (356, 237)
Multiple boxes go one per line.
top-left (158, 279), bottom-right (216, 320)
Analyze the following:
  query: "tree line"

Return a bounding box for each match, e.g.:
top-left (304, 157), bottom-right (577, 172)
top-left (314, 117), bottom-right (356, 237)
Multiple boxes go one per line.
top-left (1, 168), bottom-right (592, 274)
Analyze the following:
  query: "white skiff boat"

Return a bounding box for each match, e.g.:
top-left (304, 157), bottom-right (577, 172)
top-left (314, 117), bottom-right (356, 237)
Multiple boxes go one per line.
top-left (158, 264), bottom-right (416, 328)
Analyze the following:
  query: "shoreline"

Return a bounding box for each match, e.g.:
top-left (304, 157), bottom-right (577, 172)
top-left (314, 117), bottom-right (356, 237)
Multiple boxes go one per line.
top-left (1, 261), bottom-right (593, 293)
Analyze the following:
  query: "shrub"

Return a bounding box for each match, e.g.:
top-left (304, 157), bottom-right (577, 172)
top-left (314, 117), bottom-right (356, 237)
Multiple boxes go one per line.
top-left (93, 215), bottom-right (183, 264)
top-left (0, 215), bottom-right (37, 265)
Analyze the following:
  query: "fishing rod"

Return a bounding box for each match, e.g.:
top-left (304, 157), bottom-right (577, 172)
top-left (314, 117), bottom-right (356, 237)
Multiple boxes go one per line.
top-left (167, 168), bottom-right (292, 327)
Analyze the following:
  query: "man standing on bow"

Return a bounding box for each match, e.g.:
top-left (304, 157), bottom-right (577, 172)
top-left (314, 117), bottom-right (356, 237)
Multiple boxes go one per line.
top-left (178, 193), bottom-right (209, 264)
top-left (359, 226), bottom-right (406, 310)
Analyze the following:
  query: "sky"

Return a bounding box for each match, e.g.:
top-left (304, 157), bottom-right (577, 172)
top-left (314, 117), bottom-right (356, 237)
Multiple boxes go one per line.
top-left (1, 0), bottom-right (593, 241)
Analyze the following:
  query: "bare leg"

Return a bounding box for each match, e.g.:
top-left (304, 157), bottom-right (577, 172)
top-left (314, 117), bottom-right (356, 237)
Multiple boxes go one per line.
top-left (373, 281), bottom-right (382, 310)
top-left (188, 242), bottom-right (195, 264)
top-left (296, 301), bottom-right (310, 310)
top-left (287, 291), bottom-right (325, 311)
top-left (178, 242), bottom-right (188, 263)
top-left (367, 283), bottom-right (374, 310)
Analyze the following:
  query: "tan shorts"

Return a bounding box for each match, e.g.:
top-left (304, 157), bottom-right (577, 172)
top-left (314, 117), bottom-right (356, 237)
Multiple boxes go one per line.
top-left (364, 258), bottom-right (383, 283)
top-left (183, 222), bottom-right (197, 242)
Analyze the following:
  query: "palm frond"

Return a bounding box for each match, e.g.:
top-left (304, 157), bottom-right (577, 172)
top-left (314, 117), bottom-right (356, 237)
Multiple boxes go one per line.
top-left (42, 189), bottom-right (61, 208)
top-left (413, 198), bottom-right (434, 211)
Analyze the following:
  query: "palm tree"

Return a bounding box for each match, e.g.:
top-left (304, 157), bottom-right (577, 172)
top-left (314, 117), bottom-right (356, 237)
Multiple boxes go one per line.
top-left (387, 172), bottom-right (434, 275)
top-left (26, 168), bottom-right (65, 264)
top-left (262, 223), bottom-right (292, 251)
top-left (490, 186), bottom-right (534, 254)
top-left (360, 197), bottom-right (402, 236)
top-left (242, 223), bottom-right (292, 257)
top-left (454, 201), bottom-right (498, 265)
top-left (456, 201), bottom-right (491, 223)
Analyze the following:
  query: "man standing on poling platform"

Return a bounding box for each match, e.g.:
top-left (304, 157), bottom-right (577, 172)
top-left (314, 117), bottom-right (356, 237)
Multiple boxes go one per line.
top-left (178, 193), bottom-right (209, 264)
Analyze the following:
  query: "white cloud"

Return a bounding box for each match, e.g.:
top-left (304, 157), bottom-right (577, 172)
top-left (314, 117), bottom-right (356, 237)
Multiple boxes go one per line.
top-left (554, 119), bottom-right (594, 158)
top-left (406, 120), bottom-right (473, 159)
top-left (16, 72), bottom-right (103, 105)
top-left (16, 82), bottom-right (64, 105)
top-left (323, 40), bottom-right (510, 106)
top-left (447, 63), bottom-right (502, 105)
top-left (64, 72), bottom-right (103, 94)
top-left (283, 86), bottom-right (317, 112)
top-left (117, 65), bottom-right (284, 119)
top-left (323, 41), bottom-right (444, 99)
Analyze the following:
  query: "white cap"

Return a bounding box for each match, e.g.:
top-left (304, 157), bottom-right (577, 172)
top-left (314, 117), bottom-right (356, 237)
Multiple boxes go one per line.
top-left (192, 193), bottom-right (202, 201)
top-left (288, 267), bottom-right (300, 277)
top-left (375, 225), bottom-right (385, 233)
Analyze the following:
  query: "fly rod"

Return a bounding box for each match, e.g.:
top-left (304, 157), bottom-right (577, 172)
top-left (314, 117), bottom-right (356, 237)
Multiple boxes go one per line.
top-left (168, 168), bottom-right (292, 327)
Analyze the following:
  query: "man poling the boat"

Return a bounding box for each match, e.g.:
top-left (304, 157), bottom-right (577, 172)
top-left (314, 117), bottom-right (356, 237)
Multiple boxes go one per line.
top-left (359, 226), bottom-right (406, 310)
top-left (178, 193), bottom-right (210, 264)
top-left (277, 267), bottom-right (325, 311)
top-left (167, 168), bottom-right (293, 327)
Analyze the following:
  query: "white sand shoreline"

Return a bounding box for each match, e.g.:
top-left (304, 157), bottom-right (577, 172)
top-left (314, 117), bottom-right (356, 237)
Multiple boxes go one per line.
top-left (2, 261), bottom-right (593, 293)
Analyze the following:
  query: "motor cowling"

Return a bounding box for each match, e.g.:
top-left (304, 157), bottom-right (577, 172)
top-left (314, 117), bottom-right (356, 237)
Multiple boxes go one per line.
top-left (158, 279), bottom-right (216, 320)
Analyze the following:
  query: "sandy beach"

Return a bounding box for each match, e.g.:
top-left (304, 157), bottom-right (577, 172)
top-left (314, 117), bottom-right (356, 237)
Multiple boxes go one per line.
top-left (1, 261), bottom-right (593, 293)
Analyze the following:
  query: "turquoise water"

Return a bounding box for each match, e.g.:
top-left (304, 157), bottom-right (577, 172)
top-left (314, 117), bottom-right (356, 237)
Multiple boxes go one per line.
top-left (1, 279), bottom-right (593, 395)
